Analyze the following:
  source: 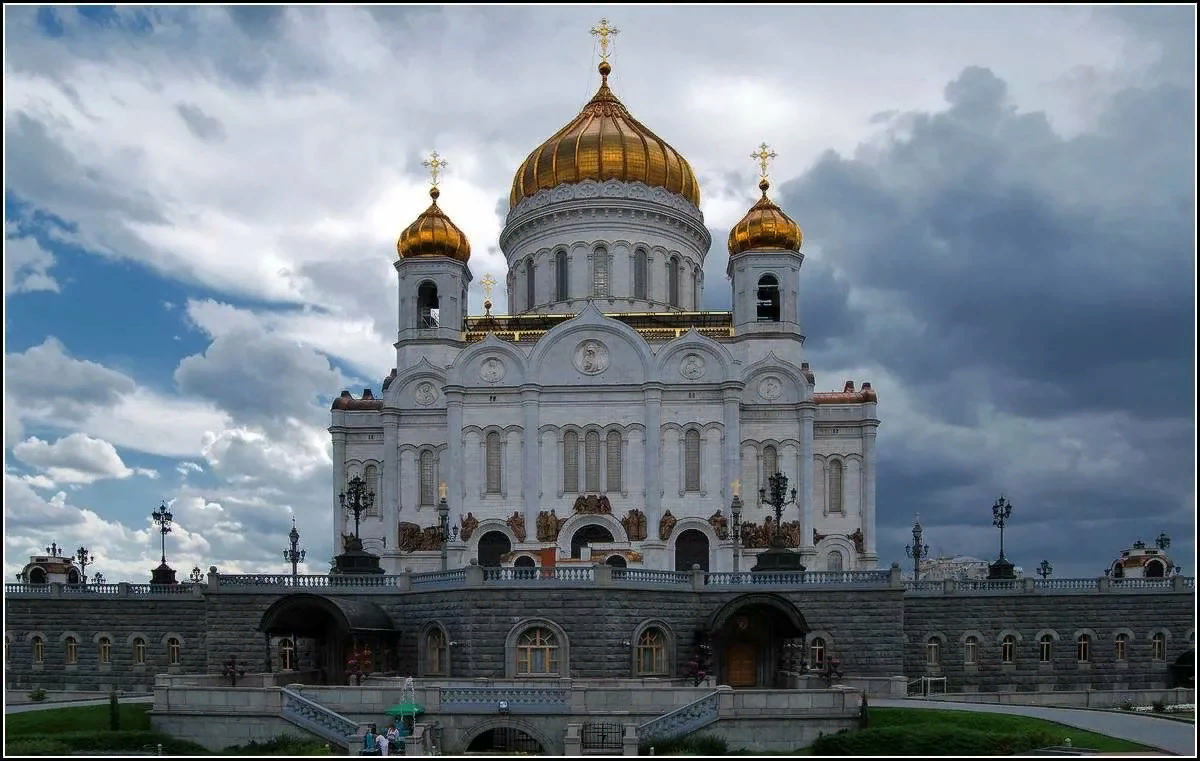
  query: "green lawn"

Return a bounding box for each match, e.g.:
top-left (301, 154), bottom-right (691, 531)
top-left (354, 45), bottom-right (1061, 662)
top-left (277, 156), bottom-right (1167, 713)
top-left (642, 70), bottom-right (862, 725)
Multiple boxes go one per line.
top-left (5, 703), bottom-right (152, 735)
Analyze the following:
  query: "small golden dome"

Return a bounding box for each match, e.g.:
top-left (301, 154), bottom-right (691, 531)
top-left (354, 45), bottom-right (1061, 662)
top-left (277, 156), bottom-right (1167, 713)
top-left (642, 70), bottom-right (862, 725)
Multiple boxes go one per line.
top-left (727, 178), bottom-right (803, 256)
top-left (509, 62), bottom-right (701, 210)
top-left (396, 186), bottom-right (471, 262)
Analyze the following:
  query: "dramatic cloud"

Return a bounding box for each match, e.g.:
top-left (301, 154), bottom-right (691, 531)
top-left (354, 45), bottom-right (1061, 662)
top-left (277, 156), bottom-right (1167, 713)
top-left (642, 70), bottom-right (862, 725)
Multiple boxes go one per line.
top-left (12, 433), bottom-right (134, 484)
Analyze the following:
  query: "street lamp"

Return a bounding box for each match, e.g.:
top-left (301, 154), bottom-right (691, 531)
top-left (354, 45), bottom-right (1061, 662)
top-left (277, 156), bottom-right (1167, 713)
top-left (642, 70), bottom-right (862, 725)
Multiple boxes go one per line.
top-left (92, 572), bottom-right (105, 584)
top-left (1037, 559), bottom-right (1053, 579)
top-left (905, 514), bottom-right (929, 581)
top-left (987, 495), bottom-right (1015, 580)
top-left (730, 481), bottom-right (743, 573)
top-left (152, 501), bottom-right (174, 565)
top-left (283, 517), bottom-right (307, 579)
top-left (338, 475), bottom-right (374, 544)
top-left (74, 546), bottom-right (94, 585)
top-left (759, 472), bottom-right (798, 549)
top-left (45, 542), bottom-right (62, 557)
top-left (190, 566), bottom-right (203, 584)
top-left (1156, 533), bottom-right (1171, 551)
top-left (437, 484), bottom-right (450, 571)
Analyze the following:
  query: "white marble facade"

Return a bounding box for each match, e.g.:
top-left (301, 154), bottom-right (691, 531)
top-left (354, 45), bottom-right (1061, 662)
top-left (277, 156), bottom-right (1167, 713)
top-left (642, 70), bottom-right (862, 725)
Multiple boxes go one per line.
top-left (330, 181), bottom-right (879, 574)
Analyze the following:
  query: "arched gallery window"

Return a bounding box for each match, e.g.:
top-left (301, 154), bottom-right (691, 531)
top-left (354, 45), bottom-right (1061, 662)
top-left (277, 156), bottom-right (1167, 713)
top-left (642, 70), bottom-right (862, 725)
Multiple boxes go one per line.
top-left (964, 636), bottom-right (978, 665)
top-left (636, 628), bottom-right (667, 676)
top-left (757, 274), bottom-right (781, 322)
top-left (827, 460), bottom-right (844, 514)
top-left (633, 249), bottom-right (648, 299)
top-left (668, 256), bottom-right (680, 307)
top-left (606, 431), bottom-right (622, 492)
top-left (684, 429), bottom-right (701, 492)
top-left (1039, 634), bottom-right (1053, 663)
top-left (525, 256), bottom-right (536, 311)
top-left (65, 636), bottom-right (78, 665)
top-left (555, 250), bottom-right (568, 301)
top-left (593, 246), bottom-right (609, 296)
top-left (516, 627), bottom-right (559, 676)
top-left (425, 628), bottom-right (448, 676)
top-left (1076, 634), bottom-right (1090, 663)
top-left (761, 445), bottom-right (777, 486)
top-left (926, 637), bottom-right (941, 666)
top-left (419, 450), bottom-right (436, 506)
top-left (585, 431), bottom-right (602, 493)
top-left (1001, 635), bottom-right (1016, 664)
top-left (167, 637), bottom-right (181, 666)
top-left (1114, 633), bottom-right (1128, 661)
top-left (279, 638), bottom-right (295, 670)
top-left (98, 636), bottom-right (112, 665)
top-left (486, 432), bottom-right (502, 494)
top-left (810, 637), bottom-right (826, 667)
top-left (417, 281), bottom-right (439, 328)
top-left (133, 637), bottom-right (146, 666)
top-left (563, 431), bottom-right (579, 493)
top-left (828, 550), bottom-right (843, 572)
top-left (363, 464), bottom-right (379, 516)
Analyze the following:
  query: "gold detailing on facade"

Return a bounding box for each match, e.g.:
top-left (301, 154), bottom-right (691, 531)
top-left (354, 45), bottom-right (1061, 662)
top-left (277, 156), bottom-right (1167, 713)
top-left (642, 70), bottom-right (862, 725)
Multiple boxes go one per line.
top-left (659, 510), bottom-right (677, 541)
top-left (507, 511), bottom-right (527, 542)
top-left (622, 509), bottom-right (648, 542)
top-left (572, 494), bottom-right (613, 515)
top-left (590, 17), bottom-right (620, 63)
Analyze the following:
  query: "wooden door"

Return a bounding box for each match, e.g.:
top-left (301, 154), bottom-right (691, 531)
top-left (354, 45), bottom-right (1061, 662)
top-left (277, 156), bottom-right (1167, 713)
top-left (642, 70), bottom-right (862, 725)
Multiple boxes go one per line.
top-left (727, 641), bottom-right (757, 688)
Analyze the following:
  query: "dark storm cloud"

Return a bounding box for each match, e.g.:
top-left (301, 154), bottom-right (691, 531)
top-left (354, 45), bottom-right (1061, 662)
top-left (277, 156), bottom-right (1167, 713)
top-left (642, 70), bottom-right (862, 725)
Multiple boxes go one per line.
top-left (227, 6), bottom-right (286, 39)
top-left (175, 102), bottom-right (226, 142)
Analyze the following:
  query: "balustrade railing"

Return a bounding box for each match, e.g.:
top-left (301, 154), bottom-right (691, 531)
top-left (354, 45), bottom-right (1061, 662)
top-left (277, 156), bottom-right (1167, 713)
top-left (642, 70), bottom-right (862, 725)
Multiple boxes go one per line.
top-left (439, 686), bottom-right (570, 713)
top-left (280, 687), bottom-right (360, 749)
top-left (612, 568), bottom-right (692, 585)
top-left (637, 690), bottom-right (720, 742)
top-left (905, 580), bottom-right (944, 592)
top-left (61, 583), bottom-right (124, 594)
top-left (6, 583), bottom-right (50, 595)
top-left (1110, 578), bottom-right (1172, 590)
top-left (1034, 578), bottom-right (1097, 591)
top-left (957, 579), bottom-right (1020, 592)
top-left (410, 569), bottom-right (467, 587)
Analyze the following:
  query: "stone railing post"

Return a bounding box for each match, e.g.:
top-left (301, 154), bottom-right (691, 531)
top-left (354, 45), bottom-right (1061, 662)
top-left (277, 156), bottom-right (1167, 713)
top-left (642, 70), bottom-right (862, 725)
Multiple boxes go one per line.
top-left (622, 723), bottom-right (639, 755)
top-left (1023, 577), bottom-right (1036, 593)
top-left (943, 579), bottom-right (956, 595)
top-left (1098, 576), bottom-right (1111, 593)
top-left (889, 563), bottom-right (903, 588)
top-left (691, 565), bottom-right (706, 591)
top-left (1172, 575), bottom-right (1186, 592)
top-left (207, 568), bottom-right (220, 590)
top-left (563, 723), bottom-right (582, 756)
top-left (397, 570), bottom-right (412, 592)
top-left (466, 563), bottom-right (484, 588)
top-left (118, 582), bottom-right (131, 597)
top-left (594, 563), bottom-right (612, 587)
top-left (50, 582), bottom-right (64, 598)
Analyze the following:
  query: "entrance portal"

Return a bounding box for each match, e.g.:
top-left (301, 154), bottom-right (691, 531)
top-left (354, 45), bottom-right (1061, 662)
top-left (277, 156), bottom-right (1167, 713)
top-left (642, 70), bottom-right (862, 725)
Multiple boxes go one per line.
top-left (478, 531), bottom-right (511, 568)
top-left (675, 529), bottom-right (710, 571)
top-left (259, 594), bottom-right (396, 684)
top-left (727, 641), bottom-right (757, 687)
top-left (705, 594), bottom-right (808, 689)
top-left (466, 727), bottom-right (544, 754)
top-left (571, 525), bottom-right (614, 558)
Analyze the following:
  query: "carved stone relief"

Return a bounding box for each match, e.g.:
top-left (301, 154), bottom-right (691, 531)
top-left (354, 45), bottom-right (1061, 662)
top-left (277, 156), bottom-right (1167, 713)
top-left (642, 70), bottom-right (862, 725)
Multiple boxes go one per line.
top-left (537, 510), bottom-right (565, 542)
top-left (707, 510), bottom-right (729, 540)
top-left (659, 510), bottom-right (677, 541)
top-left (679, 353), bottom-right (706, 380)
top-left (507, 511), bottom-right (527, 543)
top-left (480, 358), bottom-right (506, 383)
top-left (621, 509), bottom-right (648, 542)
top-left (573, 340), bottom-right (610, 375)
top-left (414, 382), bottom-right (438, 406)
top-left (758, 377), bottom-right (783, 401)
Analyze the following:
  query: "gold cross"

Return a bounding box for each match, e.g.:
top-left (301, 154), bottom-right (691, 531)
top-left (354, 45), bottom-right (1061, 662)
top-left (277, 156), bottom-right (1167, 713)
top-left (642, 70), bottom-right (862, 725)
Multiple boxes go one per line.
top-left (480, 273), bottom-right (496, 300)
top-left (590, 17), bottom-right (620, 62)
top-left (422, 150), bottom-right (448, 188)
top-left (751, 142), bottom-right (777, 180)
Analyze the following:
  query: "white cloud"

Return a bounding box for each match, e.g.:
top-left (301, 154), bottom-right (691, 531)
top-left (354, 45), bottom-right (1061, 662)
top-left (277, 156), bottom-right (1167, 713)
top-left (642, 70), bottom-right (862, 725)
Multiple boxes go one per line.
top-left (12, 433), bottom-right (134, 484)
top-left (4, 232), bottom-right (60, 294)
top-left (177, 461), bottom-right (204, 476)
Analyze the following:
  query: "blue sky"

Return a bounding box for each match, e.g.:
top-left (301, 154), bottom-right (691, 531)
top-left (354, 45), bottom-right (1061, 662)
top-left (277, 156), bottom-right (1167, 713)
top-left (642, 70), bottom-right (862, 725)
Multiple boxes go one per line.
top-left (3, 6), bottom-right (1195, 582)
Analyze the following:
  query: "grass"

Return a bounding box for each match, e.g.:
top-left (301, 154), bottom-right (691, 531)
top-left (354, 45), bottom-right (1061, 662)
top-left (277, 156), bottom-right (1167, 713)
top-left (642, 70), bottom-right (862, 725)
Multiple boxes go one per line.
top-left (5, 703), bottom-right (152, 735)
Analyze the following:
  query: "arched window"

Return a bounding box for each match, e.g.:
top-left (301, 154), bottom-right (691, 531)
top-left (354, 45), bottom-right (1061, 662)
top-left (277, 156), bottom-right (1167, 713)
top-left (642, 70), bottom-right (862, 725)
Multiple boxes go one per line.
top-left (761, 445), bottom-right (777, 485)
top-left (1114, 633), bottom-right (1128, 661)
top-left (636, 628), bottom-right (667, 675)
top-left (419, 450), bottom-right (436, 506)
top-left (65, 636), bottom-right (78, 665)
top-left (1001, 635), bottom-right (1016, 664)
top-left (364, 464), bottom-right (379, 516)
top-left (964, 636), bottom-right (978, 665)
top-left (584, 431), bottom-right (601, 492)
top-left (633, 249), bottom-right (648, 299)
top-left (67, 568), bottom-right (81, 584)
top-left (516, 627), bottom-right (559, 676)
top-left (606, 431), bottom-right (622, 492)
top-left (514, 555), bottom-right (536, 568)
top-left (674, 529), bottom-right (709, 572)
top-left (684, 429), bottom-right (701, 492)
top-left (593, 246), bottom-right (609, 296)
top-left (810, 637), bottom-right (826, 667)
top-left (32, 636), bottom-right (44, 665)
top-left (926, 637), bottom-right (941, 666)
top-left (555, 250), bottom-right (568, 301)
top-left (668, 256), bottom-right (680, 307)
top-left (29, 567), bottom-right (47, 584)
top-left (1152, 632), bottom-right (1166, 660)
top-left (827, 460), bottom-right (844, 514)
top-left (133, 637), bottom-right (146, 666)
top-left (828, 550), bottom-right (843, 572)
top-left (526, 256), bottom-right (536, 311)
top-left (1039, 634), bottom-right (1053, 663)
top-left (693, 271), bottom-right (701, 310)
top-left (1076, 634), bottom-right (1090, 662)
top-left (478, 531), bottom-right (511, 568)
top-left (280, 638), bottom-right (295, 671)
top-left (1146, 560), bottom-right (1166, 578)
top-left (98, 637), bottom-right (112, 665)
top-left (426, 628), bottom-right (448, 676)
top-left (563, 431), bottom-right (579, 493)
top-left (605, 555), bottom-right (627, 568)
top-left (417, 281), bottom-right (440, 328)
top-left (756, 274), bottom-right (781, 322)
top-left (167, 637), bottom-right (181, 666)
top-left (486, 431), bottom-right (502, 494)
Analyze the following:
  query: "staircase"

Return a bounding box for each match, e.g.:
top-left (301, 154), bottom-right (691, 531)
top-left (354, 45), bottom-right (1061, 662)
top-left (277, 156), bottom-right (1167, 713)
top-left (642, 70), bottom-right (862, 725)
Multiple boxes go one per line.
top-left (636, 690), bottom-right (721, 743)
top-left (280, 687), bottom-right (362, 751)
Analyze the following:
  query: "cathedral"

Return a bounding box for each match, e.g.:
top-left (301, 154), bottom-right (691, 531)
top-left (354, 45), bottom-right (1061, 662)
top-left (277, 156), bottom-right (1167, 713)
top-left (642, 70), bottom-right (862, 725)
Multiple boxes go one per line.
top-left (329, 41), bottom-right (879, 575)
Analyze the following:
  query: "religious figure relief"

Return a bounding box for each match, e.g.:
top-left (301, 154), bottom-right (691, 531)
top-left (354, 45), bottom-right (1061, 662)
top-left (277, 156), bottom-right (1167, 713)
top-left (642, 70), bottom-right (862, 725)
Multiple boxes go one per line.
top-left (537, 510), bottom-right (565, 542)
top-left (572, 494), bottom-right (612, 515)
top-left (707, 510), bottom-right (729, 540)
top-left (398, 523), bottom-right (443, 552)
top-left (507, 511), bottom-right (526, 542)
top-left (759, 377), bottom-right (783, 401)
top-left (679, 354), bottom-right (706, 380)
top-left (459, 512), bottom-right (478, 542)
top-left (813, 529), bottom-right (827, 546)
top-left (779, 521), bottom-right (803, 548)
top-left (659, 510), bottom-right (677, 541)
top-left (573, 340), bottom-right (610, 375)
top-left (414, 382), bottom-right (438, 406)
top-left (621, 509), bottom-right (648, 542)
top-left (739, 522), bottom-right (765, 549)
top-left (850, 529), bottom-right (865, 555)
top-left (480, 358), bottom-right (506, 383)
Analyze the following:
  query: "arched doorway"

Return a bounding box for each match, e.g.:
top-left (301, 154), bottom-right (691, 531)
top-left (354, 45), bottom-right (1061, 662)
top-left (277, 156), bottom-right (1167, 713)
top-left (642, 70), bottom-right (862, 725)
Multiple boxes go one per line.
top-left (1171, 650), bottom-right (1194, 688)
top-left (675, 529), bottom-right (710, 572)
top-left (464, 724), bottom-right (547, 755)
top-left (514, 555), bottom-right (536, 568)
top-left (28, 567), bottom-right (47, 584)
top-left (605, 555), bottom-right (627, 568)
top-left (705, 594), bottom-right (808, 689)
top-left (478, 531), bottom-right (511, 568)
top-left (1145, 559), bottom-right (1166, 578)
top-left (571, 524), bottom-right (614, 558)
top-left (259, 594), bottom-right (396, 685)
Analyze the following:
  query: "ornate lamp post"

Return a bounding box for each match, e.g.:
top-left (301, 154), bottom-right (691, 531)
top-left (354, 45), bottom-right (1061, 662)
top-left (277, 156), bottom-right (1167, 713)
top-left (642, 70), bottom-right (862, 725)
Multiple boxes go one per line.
top-left (332, 476), bottom-right (383, 576)
top-left (74, 546), bottom-right (94, 585)
top-left (45, 542), bottom-right (62, 557)
top-left (987, 496), bottom-right (1015, 580)
top-left (753, 472), bottom-right (804, 572)
top-left (437, 484), bottom-right (450, 571)
top-left (92, 572), bottom-right (105, 584)
top-left (283, 517), bottom-right (307, 580)
top-left (1156, 533), bottom-right (1171, 551)
top-left (190, 566), bottom-right (203, 584)
top-left (338, 475), bottom-right (374, 544)
top-left (1037, 559), bottom-right (1053, 579)
top-left (730, 481), bottom-right (744, 573)
top-left (151, 501), bottom-right (177, 585)
top-left (905, 514), bottom-right (929, 581)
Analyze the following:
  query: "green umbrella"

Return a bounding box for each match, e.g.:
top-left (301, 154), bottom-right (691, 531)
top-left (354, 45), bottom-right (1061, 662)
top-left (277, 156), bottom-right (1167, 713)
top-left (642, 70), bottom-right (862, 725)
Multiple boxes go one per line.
top-left (386, 701), bottom-right (424, 717)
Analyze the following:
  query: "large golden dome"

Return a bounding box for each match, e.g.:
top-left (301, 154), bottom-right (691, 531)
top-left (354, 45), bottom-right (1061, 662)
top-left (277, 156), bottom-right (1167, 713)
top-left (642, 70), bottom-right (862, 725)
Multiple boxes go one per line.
top-left (509, 61), bottom-right (701, 210)
top-left (727, 179), bottom-right (803, 255)
top-left (396, 187), bottom-right (471, 262)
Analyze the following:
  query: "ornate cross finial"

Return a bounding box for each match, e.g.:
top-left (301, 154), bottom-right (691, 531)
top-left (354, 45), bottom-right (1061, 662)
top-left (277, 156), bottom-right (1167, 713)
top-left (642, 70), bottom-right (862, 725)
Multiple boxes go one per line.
top-left (751, 142), bottom-right (777, 181)
top-left (422, 150), bottom-right (448, 189)
top-left (590, 17), bottom-right (620, 62)
top-left (480, 273), bottom-right (496, 300)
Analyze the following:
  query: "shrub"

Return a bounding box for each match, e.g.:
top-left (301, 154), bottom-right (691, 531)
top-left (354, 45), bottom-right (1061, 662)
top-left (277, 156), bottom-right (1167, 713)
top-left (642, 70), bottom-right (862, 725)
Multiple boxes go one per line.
top-left (638, 734), bottom-right (727, 756)
top-left (1152, 700), bottom-right (1166, 713)
top-left (27, 688), bottom-right (47, 702)
top-left (811, 726), bottom-right (1059, 756)
top-left (222, 735), bottom-right (337, 755)
top-left (19, 730), bottom-right (209, 756)
top-left (109, 690), bottom-right (120, 731)
top-left (4, 738), bottom-right (70, 756)
top-left (1120, 701), bottom-right (1134, 711)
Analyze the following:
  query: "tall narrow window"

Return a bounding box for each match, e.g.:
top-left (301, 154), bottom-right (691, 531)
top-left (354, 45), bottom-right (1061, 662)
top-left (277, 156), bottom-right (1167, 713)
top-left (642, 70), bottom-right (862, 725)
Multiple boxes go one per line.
top-left (1076, 634), bottom-right (1090, 662)
top-left (693, 272), bottom-right (701, 310)
top-left (133, 637), bottom-right (146, 666)
top-left (526, 256), bottom-right (536, 311)
top-left (810, 637), bottom-right (826, 667)
top-left (417, 281), bottom-right (439, 328)
top-left (1039, 635), bottom-right (1053, 663)
top-left (1001, 635), bottom-right (1016, 664)
top-left (168, 637), bottom-right (181, 666)
top-left (606, 431), bottom-right (622, 492)
top-left (828, 460), bottom-right (844, 514)
top-left (32, 636), bottom-right (44, 665)
top-left (827, 550), bottom-right (843, 572)
top-left (684, 429), bottom-right (701, 492)
top-left (585, 431), bottom-right (601, 492)
top-left (364, 464), bottom-right (379, 516)
top-left (762, 445), bottom-right (777, 485)
top-left (280, 638), bottom-right (295, 670)
top-left (926, 638), bottom-right (941, 666)
top-left (426, 628), bottom-right (448, 676)
top-left (1114, 633), bottom-right (1128, 661)
top-left (1152, 632), bottom-right (1166, 660)
top-left (592, 246), bottom-right (609, 297)
top-left (555, 250), bottom-right (568, 301)
top-left (636, 628), bottom-right (667, 675)
top-left (964, 636), bottom-right (978, 665)
top-left (419, 450), bottom-right (436, 506)
top-left (634, 249), bottom-right (648, 299)
top-left (65, 636), bottom-right (78, 665)
top-left (486, 432), bottom-right (502, 494)
top-left (563, 431), bottom-right (579, 493)
top-left (668, 256), bottom-right (680, 307)
top-left (98, 637), bottom-right (112, 665)
top-left (757, 274), bottom-right (781, 322)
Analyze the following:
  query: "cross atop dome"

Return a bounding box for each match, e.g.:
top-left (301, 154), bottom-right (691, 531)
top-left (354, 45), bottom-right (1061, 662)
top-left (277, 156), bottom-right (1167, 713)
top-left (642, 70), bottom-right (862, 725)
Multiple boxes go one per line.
top-left (751, 142), bottom-right (777, 182)
top-left (422, 150), bottom-right (448, 190)
top-left (590, 17), bottom-right (620, 63)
